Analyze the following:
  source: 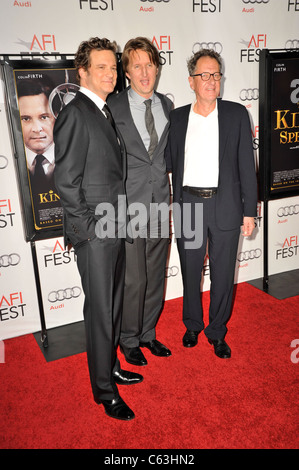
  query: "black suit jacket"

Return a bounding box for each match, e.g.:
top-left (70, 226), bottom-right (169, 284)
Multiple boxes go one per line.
top-left (165, 98), bottom-right (258, 230)
top-left (54, 91), bottom-right (127, 247)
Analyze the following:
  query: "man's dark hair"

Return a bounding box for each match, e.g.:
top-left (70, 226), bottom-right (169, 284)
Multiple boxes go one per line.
top-left (74, 37), bottom-right (118, 80)
top-left (187, 49), bottom-right (222, 76)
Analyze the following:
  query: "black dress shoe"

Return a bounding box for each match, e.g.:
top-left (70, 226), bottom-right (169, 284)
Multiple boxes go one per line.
top-left (183, 329), bottom-right (200, 347)
top-left (101, 396), bottom-right (135, 421)
top-left (208, 338), bottom-right (231, 358)
top-left (113, 369), bottom-right (143, 385)
top-left (140, 339), bottom-right (171, 357)
top-left (120, 346), bottom-right (147, 366)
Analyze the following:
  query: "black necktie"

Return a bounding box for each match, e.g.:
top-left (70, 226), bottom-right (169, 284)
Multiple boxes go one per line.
top-left (144, 99), bottom-right (158, 160)
top-left (34, 154), bottom-right (46, 179)
top-left (103, 104), bottom-right (117, 133)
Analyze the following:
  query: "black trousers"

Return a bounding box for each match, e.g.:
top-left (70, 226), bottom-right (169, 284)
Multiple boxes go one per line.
top-left (75, 236), bottom-right (125, 402)
top-left (177, 191), bottom-right (240, 340)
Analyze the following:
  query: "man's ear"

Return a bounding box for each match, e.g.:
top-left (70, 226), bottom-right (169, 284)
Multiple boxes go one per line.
top-left (188, 76), bottom-right (194, 91)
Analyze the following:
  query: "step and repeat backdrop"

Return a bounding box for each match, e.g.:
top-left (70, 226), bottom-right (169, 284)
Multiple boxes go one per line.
top-left (0, 0), bottom-right (298, 340)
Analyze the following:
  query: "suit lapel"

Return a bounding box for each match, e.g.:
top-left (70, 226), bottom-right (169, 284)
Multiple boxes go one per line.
top-left (118, 89), bottom-right (149, 157)
top-left (152, 92), bottom-right (170, 159)
top-left (177, 105), bottom-right (190, 182)
top-left (217, 98), bottom-right (229, 165)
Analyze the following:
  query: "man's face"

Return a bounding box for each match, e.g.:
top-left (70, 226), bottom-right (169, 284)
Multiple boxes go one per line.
top-left (126, 49), bottom-right (158, 99)
top-left (79, 49), bottom-right (117, 100)
top-left (19, 93), bottom-right (55, 154)
top-left (188, 56), bottom-right (221, 106)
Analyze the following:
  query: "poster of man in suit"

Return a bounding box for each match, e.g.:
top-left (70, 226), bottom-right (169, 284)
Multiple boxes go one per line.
top-left (14, 68), bottom-right (79, 233)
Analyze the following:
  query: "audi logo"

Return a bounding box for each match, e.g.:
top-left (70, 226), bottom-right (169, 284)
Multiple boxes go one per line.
top-left (192, 42), bottom-right (223, 55)
top-left (242, 0), bottom-right (269, 3)
top-left (237, 249), bottom-right (262, 262)
top-left (285, 40), bottom-right (299, 50)
top-left (0, 156), bottom-right (8, 170)
top-left (239, 88), bottom-right (259, 101)
top-left (48, 286), bottom-right (82, 303)
top-left (277, 205), bottom-right (299, 217)
top-left (0, 253), bottom-right (21, 268)
top-left (165, 266), bottom-right (179, 277)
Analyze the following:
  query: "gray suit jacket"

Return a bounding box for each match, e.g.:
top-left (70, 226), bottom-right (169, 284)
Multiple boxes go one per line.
top-left (108, 87), bottom-right (173, 215)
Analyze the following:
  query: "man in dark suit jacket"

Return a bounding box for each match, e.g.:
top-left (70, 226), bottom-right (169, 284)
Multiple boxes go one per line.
top-left (166, 49), bottom-right (257, 358)
top-left (108, 37), bottom-right (172, 366)
top-left (54, 37), bottom-right (143, 421)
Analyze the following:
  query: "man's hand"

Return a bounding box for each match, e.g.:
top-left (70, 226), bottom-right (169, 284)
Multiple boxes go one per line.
top-left (242, 216), bottom-right (255, 237)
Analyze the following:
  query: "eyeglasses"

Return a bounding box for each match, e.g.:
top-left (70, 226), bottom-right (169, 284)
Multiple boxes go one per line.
top-left (190, 72), bottom-right (223, 81)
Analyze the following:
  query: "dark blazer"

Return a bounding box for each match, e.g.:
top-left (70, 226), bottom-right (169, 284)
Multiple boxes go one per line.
top-left (165, 98), bottom-right (258, 230)
top-left (108, 87), bottom-right (173, 213)
top-left (54, 91), bottom-right (127, 246)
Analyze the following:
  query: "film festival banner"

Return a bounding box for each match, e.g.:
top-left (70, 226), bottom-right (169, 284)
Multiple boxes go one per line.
top-left (35, 237), bottom-right (84, 329)
top-left (268, 195), bottom-right (299, 276)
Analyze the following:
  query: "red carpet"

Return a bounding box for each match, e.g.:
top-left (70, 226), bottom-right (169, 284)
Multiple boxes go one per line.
top-left (0, 282), bottom-right (298, 450)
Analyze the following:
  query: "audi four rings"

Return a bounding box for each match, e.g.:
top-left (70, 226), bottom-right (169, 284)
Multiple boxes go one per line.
top-left (48, 287), bottom-right (82, 303)
top-left (0, 254), bottom-right (21, 267)
top-left (0, 155), bottom-right (8, 169)
top-left (285, 40), bottom-right (299, 49)
top-left (192, 42), bottom-right (223, 54)
top-left (239, 88), bottom-right (259, 101)
top-left (277, 205), bottom-right (299, 217)
top-left (242, 0), bottom-right (269, 3)
top-left (165, 266), bottom-right (179, 277)
top-left (237, 249), bottom-right (262, 262)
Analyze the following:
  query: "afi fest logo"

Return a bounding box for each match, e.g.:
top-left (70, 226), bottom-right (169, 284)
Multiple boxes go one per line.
top-left (276, 235), bottom-right (299, 259)
top-left (0, 292), bottom-right (26, 322)
top-left (152, 35), bottom-right (173, 65)
top-left (43, 239), bottom-right (77, 268)
top-left (240, 34), bottom-right (267, 62)
top-left (0, 199), bottom-right (15, 229)
top-left (192, 0), bottom-right (222, 13)
top-left (78, 0), bottom-right (114, 10)
top-left (30, 34), bottom-right (57, 52)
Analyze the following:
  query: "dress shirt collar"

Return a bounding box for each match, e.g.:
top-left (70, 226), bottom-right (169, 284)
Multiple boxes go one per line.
top-left (128, 87), bottom-right (156, 105)
top-left (25, 143), bottom-right (55, 168)
top-left (79, 86), bottom-right (106, 112)
top-left (191, 99), bottom-right (218, 118)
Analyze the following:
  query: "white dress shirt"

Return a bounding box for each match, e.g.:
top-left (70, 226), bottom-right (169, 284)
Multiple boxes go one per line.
top-left (26, 144), bottom-right (55, 176)
top-left (183, 101), bottom-right (219, 188)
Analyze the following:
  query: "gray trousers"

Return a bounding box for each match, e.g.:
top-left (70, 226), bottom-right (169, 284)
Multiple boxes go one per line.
top-left (120, 234), bottom-right (169, 348)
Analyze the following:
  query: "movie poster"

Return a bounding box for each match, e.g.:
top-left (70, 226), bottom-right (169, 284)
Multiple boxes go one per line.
top-left (271, 56), bottom-right (299, 195)
top-left (14, 68), bottom-right (79, 232)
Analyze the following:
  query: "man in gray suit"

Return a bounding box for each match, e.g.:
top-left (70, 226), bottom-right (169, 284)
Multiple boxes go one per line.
top-left (108, 37), bottom-right (172, 366)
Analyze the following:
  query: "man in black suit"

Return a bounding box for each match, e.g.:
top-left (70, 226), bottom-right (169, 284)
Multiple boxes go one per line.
top-left (166, 49), bottom-right (257, 358)
top-left (18, 80), bottom-right (56, 204)
top-left (54, 37), bottom-right (142, 421)
top-left (108, 37), bottom-right (172, 367)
